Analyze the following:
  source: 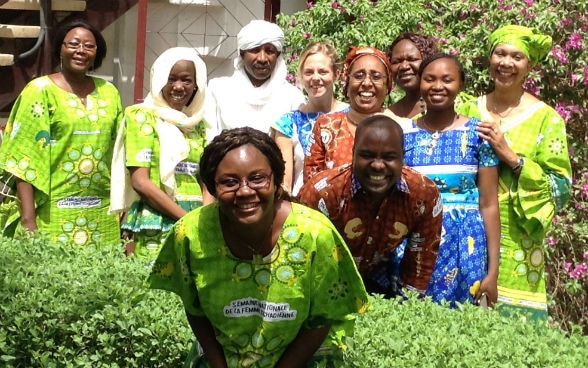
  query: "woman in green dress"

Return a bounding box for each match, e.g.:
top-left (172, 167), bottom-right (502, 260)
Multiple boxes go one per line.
top-left (148, 127), bottom-right (369, 367)
top-left (0, 20), bottom-right (122, 245)
top-left (109, 47), bottom-right (210, 259)
top-left (461, 25), bottom-right (572, 320)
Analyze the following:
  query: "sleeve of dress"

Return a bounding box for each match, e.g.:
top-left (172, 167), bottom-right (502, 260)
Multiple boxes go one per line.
top-left (272, 112), bottom-right (294, 138)
top-left (303, 115), bottom-right (327, 181)
top-left (147, 215), bottom-right (203, 316)
top-left (400, 175), bottom-right (443, 291)
top-left (512, 111), bottom-right (572, 239)
top-left (305, 215), bottom-right (369, 329)
top-left (0, 79), bottom-right (53, 197)
top-left (124, 107), bottom-right (156, 168)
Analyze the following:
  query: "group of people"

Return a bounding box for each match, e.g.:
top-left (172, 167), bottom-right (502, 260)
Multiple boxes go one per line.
top-left (0, 16), bottom-right (572, 367)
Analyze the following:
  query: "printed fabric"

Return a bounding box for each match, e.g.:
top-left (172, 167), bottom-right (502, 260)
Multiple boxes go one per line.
top-left (120, 106), bottom-right (206, 258)
top-left (403, 117), bottom-right (499, 305)
top-left (148, 202), bottom-right (369, 367)
top-left (272, 106), bottom-right (349, 195)
top-left (304, 112), bottom-right (355, 181)
top-left (298, 164), bottom-right (442, 295)
top-left (460, 97), bottom-right (572, 319)
top-left (0, 76), bottom-right (122, 245)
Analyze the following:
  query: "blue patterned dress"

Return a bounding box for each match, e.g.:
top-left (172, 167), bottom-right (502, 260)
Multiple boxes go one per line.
top-left (403, 117), bottom-right (499, 304)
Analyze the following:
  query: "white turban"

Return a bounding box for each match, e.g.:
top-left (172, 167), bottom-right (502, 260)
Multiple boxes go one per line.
top-left (237, 19), bottom-right (284, 53)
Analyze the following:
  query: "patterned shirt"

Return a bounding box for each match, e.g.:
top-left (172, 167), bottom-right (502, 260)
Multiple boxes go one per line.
top-left (304, 112), bottom-right (355, 181)
top-left (299, 164), bottom-right (442, 292)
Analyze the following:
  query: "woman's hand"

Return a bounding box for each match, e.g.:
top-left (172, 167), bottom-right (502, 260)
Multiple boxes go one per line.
top-left (475, 274), bottom-right (498, 308)
top-left (476, 121), bottom-right (517, 164)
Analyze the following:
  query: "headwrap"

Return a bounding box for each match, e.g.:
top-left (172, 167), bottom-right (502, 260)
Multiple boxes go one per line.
top-left (235, 19), bottom-right (284, 71)
top-left (488, 25), bottom-right (552, 65)
top-left (342, 46), bottom-right (394, 95)
top-left (109, 47), bottom-right (208, 214)
top-left (237, 19), bottom-right (284, 53)
top-left (231, 20), bottom-right (289, 105)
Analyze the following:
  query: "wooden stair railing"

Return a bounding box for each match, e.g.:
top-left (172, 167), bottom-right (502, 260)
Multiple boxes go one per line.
top-left (0, 0), bottom-right (87, 66)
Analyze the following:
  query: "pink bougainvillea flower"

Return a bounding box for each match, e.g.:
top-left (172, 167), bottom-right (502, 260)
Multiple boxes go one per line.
top-left (560, 17), bottom-right (572, 28)
top-left (332, 1), bottom-right (339, 9)
top-left (566, 33), bottom-right (583, 50)
top-left (306, 1), bottom-right (313, 9)
top-left (584, 65), bottom-right (588, 85)
top-left (303, 32), bottom-right (311, 39)
top-left (524, 0), bottom-right (534, 6)
top-left (551, 45), bottom-right (568, 64)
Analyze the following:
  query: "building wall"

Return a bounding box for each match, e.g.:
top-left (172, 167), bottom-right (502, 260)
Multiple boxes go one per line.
top-left (96, 0), bottom-right (307, 108)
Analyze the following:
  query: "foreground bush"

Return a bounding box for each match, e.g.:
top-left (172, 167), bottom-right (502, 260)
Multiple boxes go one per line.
top-left (0, 233), bottom-right (193, 367)
top-left (1, 234), bottom-right (587, 366)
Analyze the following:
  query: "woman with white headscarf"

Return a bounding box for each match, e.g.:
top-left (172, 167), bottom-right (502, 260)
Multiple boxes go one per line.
top-left (110, 47), bottom-right (211, 259)
top-left (205, 19), bottom-right (305, 141)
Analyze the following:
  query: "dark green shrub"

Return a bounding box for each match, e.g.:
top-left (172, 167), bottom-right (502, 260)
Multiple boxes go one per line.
top-left (0, 232), bottom-right (193, 367)
top-left (1, 233), bottom-right (587, 366)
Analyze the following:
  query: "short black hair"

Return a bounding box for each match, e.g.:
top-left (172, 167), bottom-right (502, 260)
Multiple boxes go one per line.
top-left (52, 19), bottom-right (107, 70)
top-left (418, 52), bottom-right (466, 83)
top-left (354, 114), bottom-right (405, 152)
top-left (199, 127), bottom-right (286, 197)
top-left (387, 32), bottom-right (440, 62)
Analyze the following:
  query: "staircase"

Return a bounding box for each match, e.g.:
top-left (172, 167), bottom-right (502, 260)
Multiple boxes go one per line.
top-left (0, 0), bottom-right (137, 114)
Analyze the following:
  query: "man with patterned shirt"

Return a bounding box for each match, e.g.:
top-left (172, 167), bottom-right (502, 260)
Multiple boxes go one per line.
top-left (299, 115), bottom-right (442, 297)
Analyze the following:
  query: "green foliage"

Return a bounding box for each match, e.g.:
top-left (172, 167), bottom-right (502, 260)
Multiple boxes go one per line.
top-left (1, 235), bottom-right (588, 366)
top-left (0, 232), bottom-right (193, 367)
top-left (278, 0), bottom-right (588, 334)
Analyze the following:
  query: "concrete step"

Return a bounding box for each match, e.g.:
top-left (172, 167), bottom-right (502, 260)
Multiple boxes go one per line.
top-left (0, 54), bottom-right (15, 66)
top-left (0, 0), bottom-right (86, 12)
top-left (0, 24), bottom-right (41, 38)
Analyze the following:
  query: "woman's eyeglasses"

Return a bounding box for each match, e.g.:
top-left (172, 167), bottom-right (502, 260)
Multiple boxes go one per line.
top-left (349, 71), bottom-right (385, 85)
top-left (63, 40), bottom-right (97, 51)
top-left (215, 172), bottom-right (273, 193)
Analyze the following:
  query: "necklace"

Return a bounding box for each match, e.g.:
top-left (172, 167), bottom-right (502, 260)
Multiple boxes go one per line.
top-left (224, 211), bottom-right (276, 264)
top-left (419, 113), bottom-right (459, 156)
top-left (487, 93), bottom-right (523, 119)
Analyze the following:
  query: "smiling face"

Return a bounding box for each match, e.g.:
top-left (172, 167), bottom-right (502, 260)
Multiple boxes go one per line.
top-left (419, 57), bottom-right (464, 112)
top-left (240, 43), bottom-right (280, 87)
top-left (162, 59), bottom-right (196, 111)
top-left (346, 55), bottom-right (389, 114)
top-left (389, 39), bottom-right (423, 93)
top-left (489, 43), bottom-right (531, 89)
top-left (60, 27), bottom-right (97, 74)
top-left (214, 144), bottom-right (276, 227)
top-left (300, 52), bottom-right (338, 102)
top-left (353, 122), bottom-right (403, 202)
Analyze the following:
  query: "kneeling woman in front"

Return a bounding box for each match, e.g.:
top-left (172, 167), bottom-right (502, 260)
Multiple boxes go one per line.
top-left (148, 127), bottom-right (368, 367)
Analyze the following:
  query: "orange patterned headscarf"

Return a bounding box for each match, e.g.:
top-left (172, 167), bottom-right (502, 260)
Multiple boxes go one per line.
top-left (342, 46), bottom-right (394, 94)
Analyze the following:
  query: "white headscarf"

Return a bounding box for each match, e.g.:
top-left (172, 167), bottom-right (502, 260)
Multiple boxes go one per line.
top-left (232, 19), bottom-right (288, 105)
top-left (109, 47), bottom-right (207, 214)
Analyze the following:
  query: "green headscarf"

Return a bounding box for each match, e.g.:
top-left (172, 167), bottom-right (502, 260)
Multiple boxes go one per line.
top-left (488, 25), bottom-right (552, 64)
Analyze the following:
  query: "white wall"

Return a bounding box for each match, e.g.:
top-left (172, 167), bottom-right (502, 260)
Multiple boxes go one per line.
top-left (96, 0), bottom-right (308, 107)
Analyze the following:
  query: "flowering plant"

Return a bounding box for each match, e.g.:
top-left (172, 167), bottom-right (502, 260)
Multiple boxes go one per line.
top-left (278, 0), bottom-right (588, 333)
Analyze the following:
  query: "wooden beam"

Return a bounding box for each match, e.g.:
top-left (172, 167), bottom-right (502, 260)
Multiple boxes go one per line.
top-left (0, 0), bottom-right (86, 12)
top-left (0, 25), bottom-right (41, 38)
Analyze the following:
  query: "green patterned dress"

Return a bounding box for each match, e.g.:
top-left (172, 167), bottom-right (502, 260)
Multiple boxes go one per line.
top-left (460, 96), bottom-right (572, 320)
top-left (0, 76), bottom-right (122, 246)
top-left (148, 202), bottom-right (369, 367)
top-left (121, 106), bottom-right (206, 259)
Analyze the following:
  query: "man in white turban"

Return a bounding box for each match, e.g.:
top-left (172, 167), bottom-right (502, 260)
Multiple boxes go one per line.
top-left (205, 19), bottom-right (305, 141)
